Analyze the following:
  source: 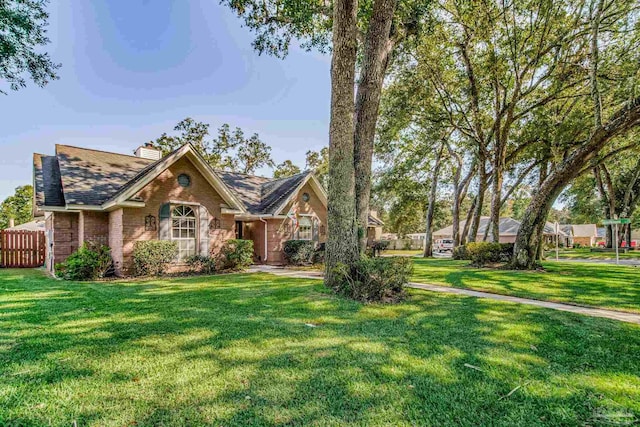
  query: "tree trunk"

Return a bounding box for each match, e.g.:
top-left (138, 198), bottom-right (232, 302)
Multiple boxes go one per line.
top-left (594, 166), bottom-right (613, 248)
top-left (423, 143), bottom-right (445, 257)
top-left (489, 144), bottom-right (505, 243)
top-left (461, 195), bottom-right (477, 246)
top-left (468, 157), bottom-right (487, 243)
top-left (512, 95), bottom-right (640, 268)
top-left (534, 161), bottom-right (549, 259)
top-left (450, 159), bottom-right (462, 247)
top-left (354, 0), bottom-right (397, 254)
top-left (451, 188), bottom-right (461, 246)
top-left (325, 0), bottom-right (359, 288)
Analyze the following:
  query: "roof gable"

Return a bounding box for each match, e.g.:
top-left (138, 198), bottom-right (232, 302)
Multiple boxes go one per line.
top-left (104, 144), bottom-right (246, 212)
top-left (569, 224), bottom-right (598, 237)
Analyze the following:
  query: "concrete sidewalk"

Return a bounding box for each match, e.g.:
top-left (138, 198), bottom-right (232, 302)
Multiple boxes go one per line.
top-left (553, 258), bottom-right (640, 267)
top-left (249, 265), bottom-right (640, 325)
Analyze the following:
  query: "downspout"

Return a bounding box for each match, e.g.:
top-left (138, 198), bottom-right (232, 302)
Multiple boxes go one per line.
top-left (259, 217), bottom-right (268, 262)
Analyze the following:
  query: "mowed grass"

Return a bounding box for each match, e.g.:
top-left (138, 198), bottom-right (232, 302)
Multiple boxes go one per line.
top-left (549, 248), bottom-right (640, 260)
top-left (385, 249), bottom-right (422, 256)
top-left (0, 269), bottom-right (639, 426)
top-left (412, 258), bottom-right (640, 313)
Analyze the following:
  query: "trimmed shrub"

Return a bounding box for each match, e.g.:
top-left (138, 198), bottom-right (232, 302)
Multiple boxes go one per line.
top-left (56, 242), bottom-right (113, 280)
top-left (283, 240), bottom-right (316, 265)
top-left (465, 242), bottom-right (514, 266)
top-left (452, 245), bottom-right (469, 260)
top-left (186, 254), bottom-right (217, 274)
top-left (331, 256), bottom-right (413, 303)
top-left (219, 239), bottom-right (253, 270)
top-left (466, 242), bottom-right (502, 266)
top-left (132, 240), bottom-right (178, 276)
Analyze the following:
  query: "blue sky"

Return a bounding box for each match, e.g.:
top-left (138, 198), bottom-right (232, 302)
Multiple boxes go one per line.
top-left (0, 0), bottom-right (331, 200)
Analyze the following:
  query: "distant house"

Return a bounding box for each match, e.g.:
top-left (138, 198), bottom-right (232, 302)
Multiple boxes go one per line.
top-left (433, 216), bottom-right (565, 244)
top-left (33, 143), bottom-right (382, 276)
top-left (367, 212), bottom-right (384, 243)
top-left (563, 224), bottom-right (598, 247)
top-left (5, 218), bottom-right (45, 231)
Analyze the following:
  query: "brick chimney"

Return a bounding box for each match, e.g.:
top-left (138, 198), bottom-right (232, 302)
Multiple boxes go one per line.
top-left (135, 142), bottom-right (162, 160)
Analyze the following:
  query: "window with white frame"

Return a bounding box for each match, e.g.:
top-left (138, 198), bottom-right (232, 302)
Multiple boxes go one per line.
top-left (298, 216), bottom-right (313, 240)
top-left (172, 205), bottom-right (197, 260)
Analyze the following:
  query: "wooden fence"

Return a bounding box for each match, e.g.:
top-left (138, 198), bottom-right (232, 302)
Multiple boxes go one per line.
top-left (0, 230), bottom-right (46, 268)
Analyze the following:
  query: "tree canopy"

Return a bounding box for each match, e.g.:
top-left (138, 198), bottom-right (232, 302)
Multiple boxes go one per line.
top-left (0, 185), bottom-right (33, 229)
top-left (0, 0), bottom-right (60, 94)
top-left (273, 160), bottom-right (302, 178)
top-left (152, 118), bottom-right (275, 174)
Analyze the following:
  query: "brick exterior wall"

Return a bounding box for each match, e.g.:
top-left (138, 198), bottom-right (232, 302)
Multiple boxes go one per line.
top-left (79, 211), bottom-right (109, 246)
top-left (573, 236), bottom-right (594, 247)
top-left (109, 209), bottom-right (124, 276)
top-left (48, 212), bottom-right (79, 269)
top-left (46, 157), bottom-right (331, 273)
top-left (259, 181), bottom-right (327, 264)
top-left (116, 157), bottom-right (235, 275)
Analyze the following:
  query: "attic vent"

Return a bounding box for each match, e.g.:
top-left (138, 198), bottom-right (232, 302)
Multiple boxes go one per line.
top-left (135, 143), bottom-right (162, 160)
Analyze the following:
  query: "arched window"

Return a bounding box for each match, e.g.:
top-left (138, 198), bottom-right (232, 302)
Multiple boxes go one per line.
top-left (172, 205), bottom-right (197, 260)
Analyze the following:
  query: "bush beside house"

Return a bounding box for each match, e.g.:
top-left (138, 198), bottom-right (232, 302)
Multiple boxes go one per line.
top-left (133, 241), bottom-right (179, 276)
top-left (186, 255), bottom-right (218, 274)
top-left (55, 242), bottom-right (114, 281)
top-left (283, 240), bottom-right (316, 265)
top-left (219, 239), bottom-right (253, 270)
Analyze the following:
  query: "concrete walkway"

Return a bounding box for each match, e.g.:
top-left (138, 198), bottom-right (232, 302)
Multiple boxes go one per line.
top-left (249, 265), bottom-right (640, 325)
top-left (553, 258), bottom-right (640, 267)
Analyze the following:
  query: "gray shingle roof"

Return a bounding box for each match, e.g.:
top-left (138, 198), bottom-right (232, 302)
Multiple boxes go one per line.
top-left (434, 216), bottom-right (565, 238)
top-left (33, 145), bottom-right (321, 216)
top-left (56, 145), bottom-right (155, 206)
top-left (216, 170), bottom-right (311, 215)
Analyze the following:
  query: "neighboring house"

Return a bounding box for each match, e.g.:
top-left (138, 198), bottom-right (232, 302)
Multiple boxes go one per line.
top-left (433, 216), bottom-right (566, 244)
top-left (405, 232), bottom-right (426, 241)
top-left (5, 218), bottom-right (45, 231)
top-left (367, 211), bottom-right (384, 243)
top-left (33, 143), bottom-right (382, 276)
top-left (564, 224), bottom-right (598, 247)
top-left (560, 225), bottom-right (574, 247)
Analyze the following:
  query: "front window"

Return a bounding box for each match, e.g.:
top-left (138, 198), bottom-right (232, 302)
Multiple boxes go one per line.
top-left (298, 216), bottom-right (313, 240)
top-left (172, 205), bottom-right (196, 260)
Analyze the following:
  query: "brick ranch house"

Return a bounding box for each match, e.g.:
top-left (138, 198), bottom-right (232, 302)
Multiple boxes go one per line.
top-left (33, 143), bottom-right (383, 276)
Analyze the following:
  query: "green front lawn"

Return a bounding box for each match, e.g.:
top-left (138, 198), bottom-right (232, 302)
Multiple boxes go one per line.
top-left (384, 249), bottom-right (422, 256)
top-left (1, 269), bottom-right (639, 426)
top-left (412, 258), bottom-right (640, 313)
top-left (548, 248), bottom-right (640, 260)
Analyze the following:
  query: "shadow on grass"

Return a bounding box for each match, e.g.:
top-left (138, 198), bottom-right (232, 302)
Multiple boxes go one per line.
top-left (0, 268), bottom-right (638, 426)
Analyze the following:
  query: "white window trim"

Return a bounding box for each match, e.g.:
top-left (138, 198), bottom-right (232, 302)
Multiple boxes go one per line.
top-left (297, 214), bottom-right (314, 241)
top-left (171, 205), bottom-right (198, 260)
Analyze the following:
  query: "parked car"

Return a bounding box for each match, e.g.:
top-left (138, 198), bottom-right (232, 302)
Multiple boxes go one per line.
top-left (433, 239), bottom-right (454, 253)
